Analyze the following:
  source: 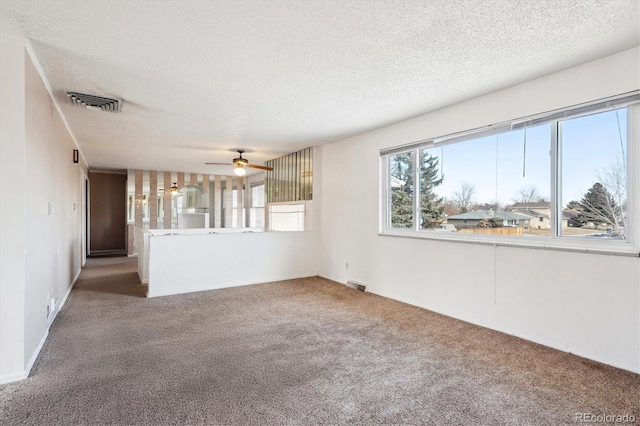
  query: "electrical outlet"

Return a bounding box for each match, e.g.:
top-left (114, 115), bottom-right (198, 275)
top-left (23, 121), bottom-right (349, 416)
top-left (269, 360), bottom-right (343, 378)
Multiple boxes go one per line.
top-left (346, 263), bottom-right (349, 269)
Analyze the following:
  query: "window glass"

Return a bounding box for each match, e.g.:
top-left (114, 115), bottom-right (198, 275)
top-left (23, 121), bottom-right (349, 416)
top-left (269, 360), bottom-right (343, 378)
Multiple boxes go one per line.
top-left (222, 186), bottom-right (244, 228)
top-left (383, 103), bottom-right (633, 245)
top-left (250, 184), bottom-right (265, 228)
top-left (268, 203), bottom-right (305, 231)
top-left (231, 189), bottom-right (245, 228)
top-left (560, 108), bottom-right (627, 240)
top-left (419, 124), bottom-right (551, 236)
top-left (389, 152), bottom-right (414, 229)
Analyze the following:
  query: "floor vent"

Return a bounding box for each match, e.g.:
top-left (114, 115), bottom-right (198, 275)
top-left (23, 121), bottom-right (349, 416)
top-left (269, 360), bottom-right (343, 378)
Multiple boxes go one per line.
top-left (346, 280), bottom-right (366, 292)
top-left (67, 91), bottom-right (121, 112)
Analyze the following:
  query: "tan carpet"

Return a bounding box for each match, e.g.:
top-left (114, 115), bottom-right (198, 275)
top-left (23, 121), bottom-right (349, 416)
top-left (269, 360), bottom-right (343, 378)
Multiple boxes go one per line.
top-left (1, 256), bottom-right (638, 425)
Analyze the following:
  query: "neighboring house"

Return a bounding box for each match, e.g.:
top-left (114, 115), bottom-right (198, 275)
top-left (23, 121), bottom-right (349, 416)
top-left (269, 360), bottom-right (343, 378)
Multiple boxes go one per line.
top-left (510, 208), bottom-right (550, 229)
top-left (508, 202), bottom-right (568, 229)
top-left (447, 209), bottom-right (531, 230)
top-left (563, 208), bottom-right (582, 227)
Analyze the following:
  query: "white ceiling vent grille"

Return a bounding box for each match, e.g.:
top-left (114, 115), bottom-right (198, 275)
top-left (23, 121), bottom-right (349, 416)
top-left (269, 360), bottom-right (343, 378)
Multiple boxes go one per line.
top-left (67, 91), bottom-right (121, 112)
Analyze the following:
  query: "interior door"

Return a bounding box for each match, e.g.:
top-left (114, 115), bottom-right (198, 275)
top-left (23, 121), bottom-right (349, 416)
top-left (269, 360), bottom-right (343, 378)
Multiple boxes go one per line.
top-left (89, 171), bottom-right (127, 256)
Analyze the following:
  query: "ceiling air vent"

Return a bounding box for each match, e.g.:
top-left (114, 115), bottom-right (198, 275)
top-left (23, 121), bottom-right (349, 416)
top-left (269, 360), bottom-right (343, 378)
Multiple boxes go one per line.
top-left (67, 91), bottom-right (121, 112)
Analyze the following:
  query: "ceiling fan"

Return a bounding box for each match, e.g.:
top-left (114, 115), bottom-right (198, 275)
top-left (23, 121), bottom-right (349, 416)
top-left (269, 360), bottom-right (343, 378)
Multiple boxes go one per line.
top-left (205, 150), bottom-right (273, 176)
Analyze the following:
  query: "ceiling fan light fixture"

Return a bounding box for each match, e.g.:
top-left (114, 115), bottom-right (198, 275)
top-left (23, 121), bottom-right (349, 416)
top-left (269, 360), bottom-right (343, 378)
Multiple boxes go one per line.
top-left (171, 183), bottom-right (178, 193)
top-left (205, 150), bottom-right (273, 172)
top-left (234, 164), bottom-right (246, 176)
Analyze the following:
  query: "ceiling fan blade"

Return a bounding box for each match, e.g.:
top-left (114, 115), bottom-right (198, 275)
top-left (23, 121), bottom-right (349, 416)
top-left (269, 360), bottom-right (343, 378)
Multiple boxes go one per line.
top-left (247, 164), bottom-right (273, 171)
top-left (205, 162), bottom-right (233, 165)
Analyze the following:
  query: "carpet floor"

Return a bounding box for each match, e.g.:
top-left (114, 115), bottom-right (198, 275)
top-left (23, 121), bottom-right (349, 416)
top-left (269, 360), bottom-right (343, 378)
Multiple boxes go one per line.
top-left (1, 256), bottom-right (638, 425)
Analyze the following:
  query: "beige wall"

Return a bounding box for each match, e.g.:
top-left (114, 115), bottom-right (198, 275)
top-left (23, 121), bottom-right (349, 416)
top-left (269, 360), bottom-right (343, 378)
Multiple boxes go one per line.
top-left (1, 40), bottom-right (87, 383)
top-left (0, 40), bottom-right (27, 383)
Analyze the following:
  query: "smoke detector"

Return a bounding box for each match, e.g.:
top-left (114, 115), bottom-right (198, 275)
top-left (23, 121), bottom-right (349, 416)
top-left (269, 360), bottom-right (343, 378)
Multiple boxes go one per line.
top-left (67, 91), bottom-right (121, 112)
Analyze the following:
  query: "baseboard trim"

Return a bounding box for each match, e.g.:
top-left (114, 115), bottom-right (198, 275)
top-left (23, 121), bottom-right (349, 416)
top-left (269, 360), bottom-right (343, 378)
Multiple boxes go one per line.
top-left (88, 250), bottom-right (127, 257)
top-left (0, 370), bottom-right (27, 385)
top-left (47, 267), bottom-right (80, 328)
top-left (26, 267), bottom-right (81, 379)
top-left (1, 329), bottom-right (51, 384)
top-left (355, 281), bottom-right (640, 375)
top-left (58, 268), bottom-right (81, 313)
top-left (24, 329), bottom-right (49, 379)
top-left (3, 268), bottom-right (82, 384)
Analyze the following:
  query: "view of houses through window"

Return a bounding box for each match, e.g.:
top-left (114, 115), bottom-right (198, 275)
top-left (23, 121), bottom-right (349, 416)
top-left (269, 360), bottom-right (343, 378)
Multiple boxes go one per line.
top-left (387, 106), bottom-right (630, 241)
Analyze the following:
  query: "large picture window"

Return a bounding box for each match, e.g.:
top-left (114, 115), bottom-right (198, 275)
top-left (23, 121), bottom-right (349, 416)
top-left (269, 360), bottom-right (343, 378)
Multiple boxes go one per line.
top-left (413, 124), bottom-right (551, 237)
top-left (382, 93), bottom-right (638, 249)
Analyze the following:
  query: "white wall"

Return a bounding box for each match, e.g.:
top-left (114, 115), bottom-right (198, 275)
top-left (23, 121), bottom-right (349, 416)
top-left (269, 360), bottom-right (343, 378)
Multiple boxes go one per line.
top-left (319, 47), bottom-right (640, 373)
top-left (0, 40), bottom-right (87, 383)
top-left (147, 231), bottom-right (319, 298)
top-left (23, 50), bottom-right (85, 368)
top-left (0, 40), bottom-right (27, 383)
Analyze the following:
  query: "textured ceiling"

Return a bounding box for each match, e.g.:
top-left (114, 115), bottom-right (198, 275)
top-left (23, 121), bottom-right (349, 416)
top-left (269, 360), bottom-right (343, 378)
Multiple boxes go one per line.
top-left (1, 0), bottom-right (638, 174)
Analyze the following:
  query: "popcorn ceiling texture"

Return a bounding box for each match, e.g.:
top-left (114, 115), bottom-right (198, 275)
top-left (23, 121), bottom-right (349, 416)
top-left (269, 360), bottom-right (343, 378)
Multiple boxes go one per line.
top-left (0, 257), bottom-right (637, 424)
top-left (0, 1), bottom-right (638, 173)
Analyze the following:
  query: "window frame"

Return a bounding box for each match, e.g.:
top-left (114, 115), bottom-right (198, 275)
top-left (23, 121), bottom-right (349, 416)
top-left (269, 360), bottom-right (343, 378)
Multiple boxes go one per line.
top-left (266, 200), bottom-right (307, 232)
top-left (248, 181), bottom-right (266, 228)
top-left (379, 93), bottom-right (640, 256)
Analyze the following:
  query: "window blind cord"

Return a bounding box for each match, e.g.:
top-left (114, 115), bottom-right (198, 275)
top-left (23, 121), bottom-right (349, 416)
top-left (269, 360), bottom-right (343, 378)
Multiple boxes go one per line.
top-left (615, 110), bottom-right (626, 171)
top-left (522, 125), bottom-right (528, 178)
top-left (440, 144), bottom-right (444, 181)
top-left (495, 134), bottom-right (499, 205)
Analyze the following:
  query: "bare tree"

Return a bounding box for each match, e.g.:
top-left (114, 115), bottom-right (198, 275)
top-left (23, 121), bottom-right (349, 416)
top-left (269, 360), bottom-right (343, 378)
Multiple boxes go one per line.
top-left (577, 160), bottom-right (627, 238)
top-left (451, 181), bottom-right (476, 213)
top-left (513, 186), bottom-right (546, 204)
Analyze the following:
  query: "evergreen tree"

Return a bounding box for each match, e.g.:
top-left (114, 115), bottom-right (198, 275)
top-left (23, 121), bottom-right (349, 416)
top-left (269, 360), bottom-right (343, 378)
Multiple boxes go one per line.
top-left (390, 153), bottom-right (414, 228)
top-left (576, 182), bottom-right (620, 228)
top-left (565, 200), bottom-right (582, 210)
top-left (391, 189), bottom-right (413, 228)
top-left (419, 151), bottom-right (444, 229)
top-left (389, 151), bottom-right (444, 229)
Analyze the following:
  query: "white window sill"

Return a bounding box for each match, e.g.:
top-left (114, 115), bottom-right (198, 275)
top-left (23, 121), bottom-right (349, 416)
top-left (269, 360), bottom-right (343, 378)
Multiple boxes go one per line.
top-left (379, 230), bottom-right (640, 257)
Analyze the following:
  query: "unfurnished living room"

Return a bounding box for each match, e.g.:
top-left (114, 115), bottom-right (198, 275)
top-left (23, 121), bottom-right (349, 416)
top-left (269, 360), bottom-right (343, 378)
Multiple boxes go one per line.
top-left (1, 1), bottom-right (639, 425)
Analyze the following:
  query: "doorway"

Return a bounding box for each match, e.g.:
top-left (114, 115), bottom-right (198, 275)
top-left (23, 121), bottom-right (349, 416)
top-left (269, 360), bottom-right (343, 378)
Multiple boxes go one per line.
top-left (88, 171), bottom-right (127, 256)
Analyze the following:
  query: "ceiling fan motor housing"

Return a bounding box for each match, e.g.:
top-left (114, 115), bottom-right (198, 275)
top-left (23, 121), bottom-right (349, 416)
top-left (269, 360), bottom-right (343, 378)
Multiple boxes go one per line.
top-left (233, 157), bottom-right (249, 166)
top-left (205, 150), bottom-right (272, 171)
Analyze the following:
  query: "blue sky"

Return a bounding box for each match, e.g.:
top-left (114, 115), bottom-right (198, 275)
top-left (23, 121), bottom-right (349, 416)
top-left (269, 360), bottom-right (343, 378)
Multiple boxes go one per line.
top-left (417, 108), bottom-right (627, 208)
top-left (561, 109), bottom-right (627, 206)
